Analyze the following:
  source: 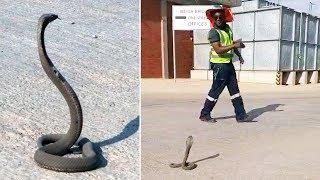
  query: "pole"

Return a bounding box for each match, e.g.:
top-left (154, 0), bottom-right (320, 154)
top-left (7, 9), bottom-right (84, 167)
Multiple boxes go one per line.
top-left (173, 30), bottom-right (177, 82)
top-left (161, 0), bottom-right (169, 78)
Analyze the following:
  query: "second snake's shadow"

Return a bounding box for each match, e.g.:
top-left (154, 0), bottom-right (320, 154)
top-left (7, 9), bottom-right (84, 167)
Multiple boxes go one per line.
top-left (94, 116), bottom-right (140, 168)
top-left (214, 104), bottom-right (284, 122)
top-left (191, 153), bottom-right (220, 164)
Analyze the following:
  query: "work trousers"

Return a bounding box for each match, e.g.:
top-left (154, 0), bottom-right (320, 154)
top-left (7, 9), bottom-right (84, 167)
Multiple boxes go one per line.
top-left (200, 62), bottom-right (246, 119)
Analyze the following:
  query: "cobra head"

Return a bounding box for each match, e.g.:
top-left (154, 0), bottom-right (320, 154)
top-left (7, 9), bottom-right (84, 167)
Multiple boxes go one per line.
top-left (39, 13), bottom-right (60, 27)
top-left (186, 136), bottom-right (194, 146)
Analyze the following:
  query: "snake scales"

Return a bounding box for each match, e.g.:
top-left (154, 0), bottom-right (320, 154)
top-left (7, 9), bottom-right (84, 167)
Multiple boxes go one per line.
top-left (34, 14), bottom-right (100, 172)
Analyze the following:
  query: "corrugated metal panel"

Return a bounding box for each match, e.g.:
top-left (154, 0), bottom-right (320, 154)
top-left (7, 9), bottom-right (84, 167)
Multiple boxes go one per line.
top-left (318, 20), bottom-right (320, 44)
top-left (281, 8), bottom-right (294, 41)
top-left (233, 42), bottom-right (254, 70)
top-left (306, 44), bottom-right (316, 70)
top-left (193, 30), bottom-right (209, 44)
top-left (279, 41), bottom-right (293, 70)
top-left (293, 42), bottom-right (299, 70)
top-left (193, 44), bottom-right (211, 69)
top-left (299, 44), bottom-right (306, 70)
top-left (317, 46), bottom-right (320, 69)
top-left (233, 12), bottom-right (255, 41)
top-left (294, 12), bottom-right (301, 41)
top-left (300, 13), bottom-right (307, 43)
top-left (255, 8), bottom-right (281, 40)
top-left (316, 18), bottom-right (320, 45)
top-left (307, 16), bottom-right (317, 44)
top-left (254, 41), bottom-right (279, 70)
top-left (232, 1), bottom-right (258, 13)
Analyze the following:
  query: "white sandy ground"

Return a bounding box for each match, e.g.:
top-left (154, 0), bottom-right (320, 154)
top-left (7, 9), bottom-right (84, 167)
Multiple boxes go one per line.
top-left (142, 79), bottom-right (320, 180)
top-left (0, 0), bottom-right (139, 179)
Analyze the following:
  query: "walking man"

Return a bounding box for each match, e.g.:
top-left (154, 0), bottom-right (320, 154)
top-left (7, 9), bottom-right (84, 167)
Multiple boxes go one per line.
top-left (199, 9), bottom-right (248, 123)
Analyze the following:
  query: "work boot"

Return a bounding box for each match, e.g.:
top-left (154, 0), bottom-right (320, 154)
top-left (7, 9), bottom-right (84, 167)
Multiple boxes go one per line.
top-left (231, 96), bottom-right (248, 122)
top-left (236, 114), bottom-right (250, 123)
top-left (200, 98), bottom-right (217, 122)
top-left (199, 114), bottom-right (217, 122)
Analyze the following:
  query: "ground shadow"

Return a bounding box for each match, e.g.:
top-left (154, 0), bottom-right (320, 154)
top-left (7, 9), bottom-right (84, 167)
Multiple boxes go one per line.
top-left (214, 104), bottom-right (284, 122)
top-left (170, 154), bottom-right (220, 170)
top-left (96, 116), bottom-right (140, 147)
top-left (191, 153), bottom-right (220, 164)
top-left (93, 116), bottom-right (140, 168)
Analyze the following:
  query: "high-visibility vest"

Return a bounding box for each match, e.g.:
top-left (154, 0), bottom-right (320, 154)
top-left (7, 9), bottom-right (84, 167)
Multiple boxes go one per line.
top-left (210, 26), bottom-right (234, 63)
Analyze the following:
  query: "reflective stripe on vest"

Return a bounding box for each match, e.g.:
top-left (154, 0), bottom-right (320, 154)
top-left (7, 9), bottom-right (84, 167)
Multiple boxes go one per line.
top-left (210, 27), bottom-right (234, 63)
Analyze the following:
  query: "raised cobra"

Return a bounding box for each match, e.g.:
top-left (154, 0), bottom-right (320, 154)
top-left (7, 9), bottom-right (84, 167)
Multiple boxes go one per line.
top-left (34, 14), bottom-right (100, 172)
top-left (169, 136), bottom-right (197, 170)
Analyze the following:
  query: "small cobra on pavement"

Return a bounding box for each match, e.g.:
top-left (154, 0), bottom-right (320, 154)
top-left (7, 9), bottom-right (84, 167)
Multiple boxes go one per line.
top-left (169, 136), bottom-right (197, 170)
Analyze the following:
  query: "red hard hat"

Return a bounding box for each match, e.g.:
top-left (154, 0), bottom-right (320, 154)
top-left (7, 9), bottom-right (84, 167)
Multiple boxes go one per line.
top-left (206, 6), bottom-right (234, 28)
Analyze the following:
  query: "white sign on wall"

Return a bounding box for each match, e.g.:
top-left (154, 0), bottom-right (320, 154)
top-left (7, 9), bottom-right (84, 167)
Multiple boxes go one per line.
top-left (172, 5), bottom-right (219, 30)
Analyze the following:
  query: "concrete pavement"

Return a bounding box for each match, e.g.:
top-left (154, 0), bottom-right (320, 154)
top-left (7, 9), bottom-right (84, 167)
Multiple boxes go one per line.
top-left (142, 79), bottom-right (320, 180)
top-left (0, 0), bottom-right (139, 179)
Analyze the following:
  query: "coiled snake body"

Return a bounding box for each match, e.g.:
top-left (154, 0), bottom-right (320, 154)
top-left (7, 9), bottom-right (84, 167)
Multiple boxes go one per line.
top-left (34, 14), bottom-right (99, 172)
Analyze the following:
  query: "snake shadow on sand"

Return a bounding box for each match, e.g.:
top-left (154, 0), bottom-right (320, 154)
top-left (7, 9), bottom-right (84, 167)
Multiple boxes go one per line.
top-left (191, 153), bottom-right (220, 164)
top-left (93, 116), bottom-right (140, 168)
top-left (214, 104), bottom-right (284, 122)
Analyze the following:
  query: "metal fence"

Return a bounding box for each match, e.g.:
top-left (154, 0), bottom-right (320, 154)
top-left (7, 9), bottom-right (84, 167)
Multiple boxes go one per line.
top-left (193, 5), bottom-right (320, 71)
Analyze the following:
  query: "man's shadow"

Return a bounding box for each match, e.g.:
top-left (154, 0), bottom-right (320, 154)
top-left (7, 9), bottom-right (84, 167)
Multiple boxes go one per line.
top-left (214, 104), bottom-right (284, 122)
top-left (92, 116), bottom-right (140, 168)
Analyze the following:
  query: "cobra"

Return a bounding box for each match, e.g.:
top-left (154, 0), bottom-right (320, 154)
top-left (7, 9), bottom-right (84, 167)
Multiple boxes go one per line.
top-left (169, 136), bottom-right (197, 170)
top-left (34, 13), bottom-right (100, 172)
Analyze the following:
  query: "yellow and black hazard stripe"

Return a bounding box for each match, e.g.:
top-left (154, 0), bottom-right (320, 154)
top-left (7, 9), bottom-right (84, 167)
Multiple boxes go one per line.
top-left (276, 71), bottom-right (282, 85)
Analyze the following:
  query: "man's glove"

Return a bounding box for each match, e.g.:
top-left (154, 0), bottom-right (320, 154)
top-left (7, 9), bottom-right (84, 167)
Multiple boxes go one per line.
top-left (234, 39), bottom-right (245, 49)
top-left (239, 56), bottom-right (244, 64)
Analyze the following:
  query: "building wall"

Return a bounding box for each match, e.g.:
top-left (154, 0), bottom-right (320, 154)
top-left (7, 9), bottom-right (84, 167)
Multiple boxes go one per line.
top-left (141, 0), bottom-right (162, 78)
top-left (174, 31), bottom-right (194, 78)
top-left (141, 0), bottom-right (194, 78)
top-left (166, 2), bottom-right (194, 78)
